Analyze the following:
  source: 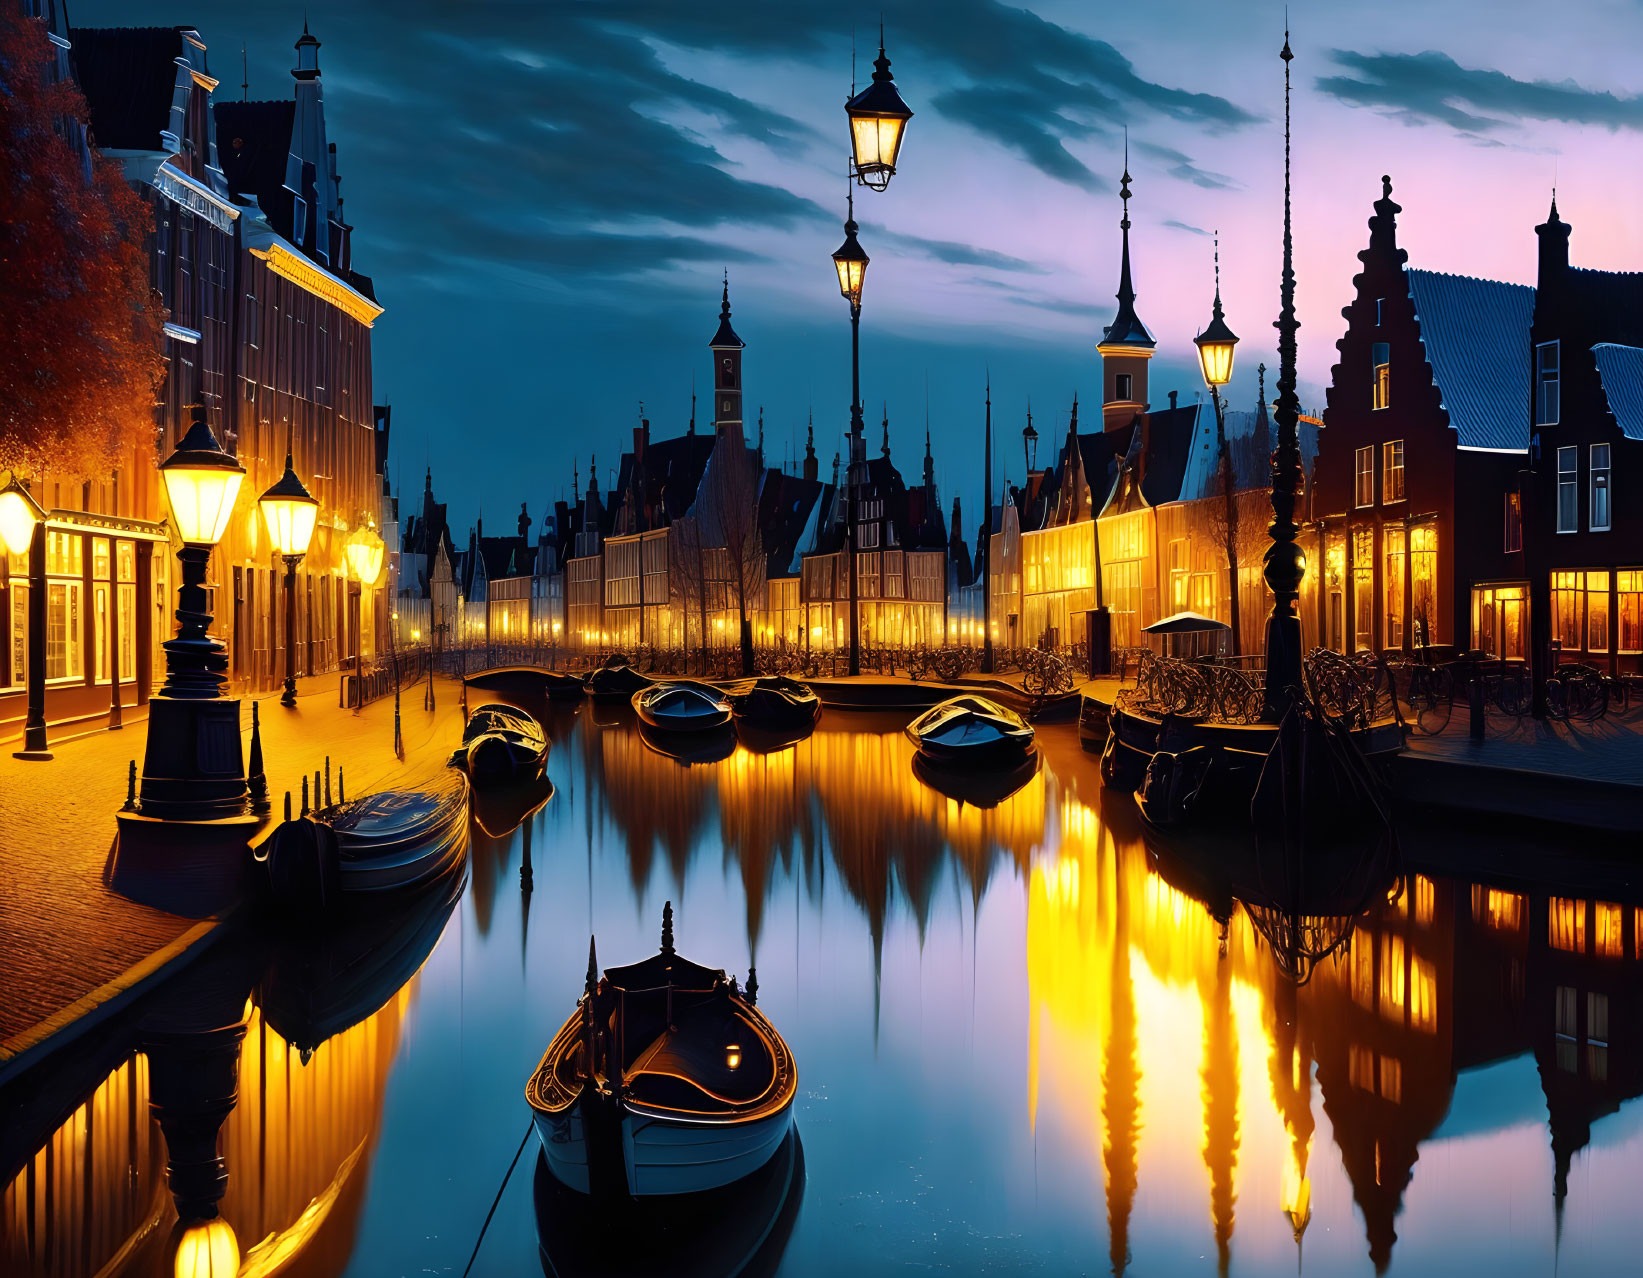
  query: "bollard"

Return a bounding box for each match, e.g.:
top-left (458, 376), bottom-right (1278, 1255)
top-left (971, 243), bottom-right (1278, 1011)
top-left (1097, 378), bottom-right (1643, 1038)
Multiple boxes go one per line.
top-left (324, 756), bottom-right (332, 808)
top-left (1469, 670), bottom-right (1485, 742)
top-left (338, 769), bottom-right (345, 806)
top-left (284, 790), bottom-right (292, 822)
top-left (121, 760), bottom-right (138, 812)
top-left (301, 776), bottom-right (310, 816)
top-left (247, 702), bottom-right (271, 815)
top-left (314, 770), bottom-right (321, 811)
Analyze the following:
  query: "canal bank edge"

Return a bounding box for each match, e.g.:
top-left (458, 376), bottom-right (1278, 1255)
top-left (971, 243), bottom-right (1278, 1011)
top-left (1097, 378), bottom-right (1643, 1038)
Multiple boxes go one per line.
top-left (0, 916), bottom-right (223, 1089)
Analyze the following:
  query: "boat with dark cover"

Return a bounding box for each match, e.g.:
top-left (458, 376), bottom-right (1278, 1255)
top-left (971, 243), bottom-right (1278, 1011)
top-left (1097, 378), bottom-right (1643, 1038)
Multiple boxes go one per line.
top-left (904, 695), bottom-right (1034, 765)
top-left (449, 703), bottom-right (548, 786)
top-left (632, 681), bottom-right (733, 733)
top-left (733, 676), bottom-right (821, 735)
top-left (584, 654), bottom-right (653, 704)
top-left (466, 665), bottom-right (587, 702)
top-left (527, 904), bottom-right (797, 1198)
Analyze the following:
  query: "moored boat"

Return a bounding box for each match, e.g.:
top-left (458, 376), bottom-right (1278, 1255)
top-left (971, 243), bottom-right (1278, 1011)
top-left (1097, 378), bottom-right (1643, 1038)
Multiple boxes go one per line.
top-left (465, 665), bottom-right (586, 702)
top-left (526, 904), bottom-right (797, 1198)
top-left (733, 676), bottom-right (820, 735)
top-left (258, 772), bottom-right (469, 914)
top-left (912, 747), bottom-right (1039, 808)
top-left (584, 654), bottom-right (653, 704)
top-left (449, 703), bottom-right (548, 786)
top-left (632, 681), bottom-right (733, 733)
top-left (904, 695), bottom-right (1034, 765)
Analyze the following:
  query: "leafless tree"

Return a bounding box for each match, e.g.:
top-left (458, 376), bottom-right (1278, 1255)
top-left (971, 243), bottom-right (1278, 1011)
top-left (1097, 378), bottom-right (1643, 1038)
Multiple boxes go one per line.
top-left (668, 515), bottom-right (710, 675)
top-left (695, 425), bottom-right (766, 675)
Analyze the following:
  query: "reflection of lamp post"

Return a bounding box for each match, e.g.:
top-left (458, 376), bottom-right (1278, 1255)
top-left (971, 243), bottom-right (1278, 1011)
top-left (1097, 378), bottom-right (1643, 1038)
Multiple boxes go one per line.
top-left (1, 475), bottom-right (50, 760)
top-left (1263, 27), bottom-right (1308, 718)
top-left (139, 407), bottom-right (248, 820)
top-left (257, 431), bottom-right (318, 708)
top-left (345, 524), bottom-right (384, 712)
top-left (1195, 233), bottom-right (1241, 655)
top-left (832, 191), bottom-right (869, 677)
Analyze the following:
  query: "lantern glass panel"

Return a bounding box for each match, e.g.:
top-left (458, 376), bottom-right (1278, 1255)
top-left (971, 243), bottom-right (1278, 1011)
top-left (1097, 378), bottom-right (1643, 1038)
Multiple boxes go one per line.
top-left (163, 465), bottom-right (244, 546)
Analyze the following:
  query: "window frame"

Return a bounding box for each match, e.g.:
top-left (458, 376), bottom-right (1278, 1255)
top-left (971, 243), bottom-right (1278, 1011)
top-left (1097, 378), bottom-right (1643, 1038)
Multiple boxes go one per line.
top-left (1556, 445), bottom-right (1578, 534)
top-left (1382, 439), bottom-right (1405, 503)
top-left (1590, 443), bottom-right (1611, 533)
top-left (1536, 341), bottom-right (1561, 427)
top-left (1371, 342), bottom-right (1391, 412)
top-left (1504, 490), bottom-right (1522, 554)
top-left (1115, 372), bottom-right (1133, 402)
top-left (1354, 446), bottom-right (1375, 509)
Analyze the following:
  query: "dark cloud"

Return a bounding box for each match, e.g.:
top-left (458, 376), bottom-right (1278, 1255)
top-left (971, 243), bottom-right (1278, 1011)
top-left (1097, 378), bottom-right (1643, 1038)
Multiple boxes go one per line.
top-left (1164, 219), bottom-right (1211, 236)
top-left (860, 221), bottom-right (1051, 274)
top-left (1136, 141), bottom-right (1238, 190)
top-left (1318, 50), bottom-right (1643, 135)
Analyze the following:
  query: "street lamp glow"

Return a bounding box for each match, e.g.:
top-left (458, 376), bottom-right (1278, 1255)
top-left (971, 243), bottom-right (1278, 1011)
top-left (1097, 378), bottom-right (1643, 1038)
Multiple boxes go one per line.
top-left (160, 410), bottom-right (245, 547)
top-left (845, 33), bottom-right (913, 191)
top-left (257, 453), bottom-right (318, 558)
top-left (345, 524), bottom-right (385, 585)
top-left (833, 214), bottom-right (869, 306)
top-left (0, 477), bottom-right (46, 558)
top-left (1195, 234), bottom-right (1239, 388)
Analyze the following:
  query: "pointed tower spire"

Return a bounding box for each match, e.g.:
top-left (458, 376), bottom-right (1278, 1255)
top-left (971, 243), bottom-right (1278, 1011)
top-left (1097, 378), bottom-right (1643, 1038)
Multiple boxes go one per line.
top-left (660, 900), bottom-right (675, 955)
top-left (585, 935), bottom-right (598, 995)
top-left (1102, 129), bottom-right (1155, 352)
top-left (880, 404), bottom-right (891, 459)
top-left (923, 424), bottom-right (935, 489)
top-left (1099, 129), bottom-right (1155, 430)
top-left (804, 409), bottom-right (818, 483)
top-left (709, 273), bottom-right (745, 435)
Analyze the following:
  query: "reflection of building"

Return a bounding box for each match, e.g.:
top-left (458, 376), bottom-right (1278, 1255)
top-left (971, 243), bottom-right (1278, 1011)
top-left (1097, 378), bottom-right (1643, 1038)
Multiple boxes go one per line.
top-left (1313, 178), bottom-right (1533, 657)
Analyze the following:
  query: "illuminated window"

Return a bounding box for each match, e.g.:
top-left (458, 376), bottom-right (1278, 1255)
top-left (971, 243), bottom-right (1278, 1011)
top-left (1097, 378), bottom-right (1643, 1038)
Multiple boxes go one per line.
top-left (1168, 538), bottom-right (1188, 611)
top-left (1355, 447), bottom-right (1374, 507)
top-left (1471, 585), bottom-right (1527, 662)
top-left (1552, 571), bottom-right (1583, 649)
top-left (1587, 571), bottom-right (1610, 653)
top-left (1557, 446), bottom-right (1578, 533)
top-left (1383, 440), bottom-right (1404, 501)
top-left (1380, 933), bottom-right (1406, 1021)
top-left (1410, 957), bottom-right (1437, 1033)
top-left (1353, 528), bottom-right (1374, 652)
top-left (1372, 342), bottom-right (1390, 411)
top-left (1550, 897), bottom-right (1586, 954)
top-left (1536, 341), bottom-right (1560, 425)
top-left (1384, 527), bottom-right (1405, 648)
top-left (1620, 571), bottom-right (1642, 655)
top-left (1504, 491), bottom-right (1522, 554)
top-left (1414, 875), bottom-right (1435, 925)
top-left (1591, 444), bottom-right (1611, 532)
top-left (1595, 901), bottom-right (1624, 958)
top-left (1410, 526), bottom-right (1437, 646)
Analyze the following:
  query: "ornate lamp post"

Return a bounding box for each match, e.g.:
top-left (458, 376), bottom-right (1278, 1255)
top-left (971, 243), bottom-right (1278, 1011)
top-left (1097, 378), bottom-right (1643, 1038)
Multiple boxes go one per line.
top-left (133, 407), bottom-right (247, 820)
top-left (845, 27), bottom-right (913, 191)
top-left (345, 523), bottom-right (384, 711)
top-left (257, 431), bottom-right (318, 708)
top-left (1195, 233), bottom-right (1242, 655)
top-left (1, 475), bottom-right (50, 759)
top-left (1263, 27), bottom-right (1309, 717)
top-left (832, 190), bottom-right (870, 676)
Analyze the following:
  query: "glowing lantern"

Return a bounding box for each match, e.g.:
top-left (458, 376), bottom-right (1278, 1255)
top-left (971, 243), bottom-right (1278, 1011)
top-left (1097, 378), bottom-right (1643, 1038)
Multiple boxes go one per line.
top-left (845, 32), bottom-right (913, 190)
top-left (257, 454), bottom-right (318, 559)
top-left (0, 476), bottom-right (45, 558)
top-left (160, 411), bottom-right (245, 546)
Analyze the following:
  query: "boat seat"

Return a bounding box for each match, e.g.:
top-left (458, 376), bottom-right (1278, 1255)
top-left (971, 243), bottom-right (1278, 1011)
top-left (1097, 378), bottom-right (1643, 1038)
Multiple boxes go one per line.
top-left (621, 1007), bottom-right (774, 1112)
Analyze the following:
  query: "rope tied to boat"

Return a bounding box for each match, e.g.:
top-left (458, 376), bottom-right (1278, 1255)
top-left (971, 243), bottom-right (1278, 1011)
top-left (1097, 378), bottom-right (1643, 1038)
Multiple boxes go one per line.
top-left (459, 1120), bottom-right (533, 1278)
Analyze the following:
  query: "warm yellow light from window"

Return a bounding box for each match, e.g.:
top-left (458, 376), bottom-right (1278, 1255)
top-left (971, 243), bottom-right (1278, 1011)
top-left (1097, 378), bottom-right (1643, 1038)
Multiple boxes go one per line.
top-left (174, 1218), bottom-right (240, 1278)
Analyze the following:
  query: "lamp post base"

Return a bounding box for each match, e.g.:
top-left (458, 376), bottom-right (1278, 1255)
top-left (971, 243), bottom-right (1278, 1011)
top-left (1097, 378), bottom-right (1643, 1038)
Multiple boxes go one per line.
top-left (1262, 612), bottom-right (1306, 722)
top-left (12, 749), bottom-right (54, 761)
top-left (135, 695), bottom-right (249, 822)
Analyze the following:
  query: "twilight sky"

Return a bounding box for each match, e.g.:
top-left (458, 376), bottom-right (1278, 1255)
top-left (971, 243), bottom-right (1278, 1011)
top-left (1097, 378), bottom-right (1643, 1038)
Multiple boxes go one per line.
top-left (78, 0), bottom-right (1643, 529)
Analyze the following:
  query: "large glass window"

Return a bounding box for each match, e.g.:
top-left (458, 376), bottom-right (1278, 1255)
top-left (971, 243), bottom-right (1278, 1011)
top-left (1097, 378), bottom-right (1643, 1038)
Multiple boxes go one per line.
top-left (1587, 571), bottom-right (1610, 653)
top-left (1472, 584), bottom-right (1528, 661)
top-left (1551, 571), bottom-right (1583, 650)
top-left (1505, 491), bottom-right (1522, 554)
top-left (1619, 571), bottom-right (1642, 655)
top-left (1557, 446), bottom-right (1578, 533)
top-left (1353, 528), bottom-right (1375, 653)
top-left (1384, 526), bottom-right (1406, 648)
top-left (1536, 341), bottom-right (1560, 425)
top-left (1355, 446), bottom-right (1374, 508)
top-left (1168, 538), bottom-right (1189, 612)
top-left (1383, 440), bottom-right (1405, 502)
top-left (44, 530), bottom-right (83, 682)
top-left (1372, 342), bottom-right (1391, 411)
top-left (1591, 444), bottom-right (1611, 532)
top-left (1410, 525), bottom-right (1437, 647)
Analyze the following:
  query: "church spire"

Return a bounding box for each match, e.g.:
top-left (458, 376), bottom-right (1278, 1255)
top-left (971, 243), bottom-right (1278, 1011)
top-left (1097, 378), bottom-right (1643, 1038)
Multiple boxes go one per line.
top-left (803, 409), bottom-right (818, 483)
top-left (709, 272), bottom-right (744, 435)
top-left (1101, 132), bottom-right (1155, 351)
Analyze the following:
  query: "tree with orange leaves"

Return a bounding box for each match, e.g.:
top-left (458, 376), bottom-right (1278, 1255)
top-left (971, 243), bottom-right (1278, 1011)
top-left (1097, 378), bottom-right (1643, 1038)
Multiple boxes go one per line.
top-left (0, 9), bottom-right (164, 479)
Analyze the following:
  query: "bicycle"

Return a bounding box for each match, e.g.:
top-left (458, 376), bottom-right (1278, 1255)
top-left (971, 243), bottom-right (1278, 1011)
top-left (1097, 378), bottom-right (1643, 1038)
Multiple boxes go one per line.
top-left (1402, 659), bottom-right (1454, 734)
top-left (1545, 663), bottom-right (1609, 722)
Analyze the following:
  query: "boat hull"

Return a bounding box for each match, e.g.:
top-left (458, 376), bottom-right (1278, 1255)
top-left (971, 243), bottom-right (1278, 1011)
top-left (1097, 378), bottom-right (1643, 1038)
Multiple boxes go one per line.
top-left (533, 1095), bottom-right (795, 1197)
top-left (632, 682), bottom-right (733, 732)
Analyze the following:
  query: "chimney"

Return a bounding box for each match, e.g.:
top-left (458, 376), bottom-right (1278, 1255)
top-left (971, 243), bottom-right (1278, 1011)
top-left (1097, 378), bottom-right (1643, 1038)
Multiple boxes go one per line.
top-left (1168, 390), bottom-right (1178, 411)
top-left (1536, 193), bottom-right (1571, 293)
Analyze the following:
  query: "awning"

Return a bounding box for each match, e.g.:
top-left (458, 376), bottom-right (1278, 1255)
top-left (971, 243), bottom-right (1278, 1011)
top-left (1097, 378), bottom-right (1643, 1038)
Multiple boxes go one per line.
top-left (1143, 610), bottom-right (1229, 635)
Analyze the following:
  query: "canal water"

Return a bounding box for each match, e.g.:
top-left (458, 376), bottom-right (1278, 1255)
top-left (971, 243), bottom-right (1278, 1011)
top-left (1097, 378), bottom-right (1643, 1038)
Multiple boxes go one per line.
top-left (5, 704), bottom-right (1643, 1276)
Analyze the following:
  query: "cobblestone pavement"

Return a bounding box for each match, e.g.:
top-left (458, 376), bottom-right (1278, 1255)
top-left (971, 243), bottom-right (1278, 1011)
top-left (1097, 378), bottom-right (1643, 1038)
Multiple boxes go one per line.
top-left (0, 673), bottom-right (470, 1048)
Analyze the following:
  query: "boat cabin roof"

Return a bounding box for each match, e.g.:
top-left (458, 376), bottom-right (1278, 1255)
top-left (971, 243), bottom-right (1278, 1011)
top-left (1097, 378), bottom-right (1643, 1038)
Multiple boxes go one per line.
top-left (603, 949), bottom-right (726, 994)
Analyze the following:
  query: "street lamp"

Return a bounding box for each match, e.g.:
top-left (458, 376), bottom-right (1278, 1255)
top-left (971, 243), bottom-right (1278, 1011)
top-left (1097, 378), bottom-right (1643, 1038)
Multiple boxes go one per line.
top-left (1, 475), bottom-right (50, 759)
top-left (1196, 233), bottom-right (1243, 655)
top-left (138, 407), bottom-right (249, 820)
top-left (345, 523), bottom-right (384, 711)
top-left (257, 435), bottom-right (318, 707)
top-left (845, 27), bottom-right (913, 191)
top-left (832, 188), bottom-right (871, 677)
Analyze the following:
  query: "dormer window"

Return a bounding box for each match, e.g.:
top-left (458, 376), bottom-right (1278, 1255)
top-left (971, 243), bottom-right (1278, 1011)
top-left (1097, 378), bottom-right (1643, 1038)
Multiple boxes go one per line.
top-left (1371, 342), bottom-right (1390, 411)
top-left (1115, 373), bottom-right (1133, 401)
top-left (1536, 342), bottom-right (1560, 425)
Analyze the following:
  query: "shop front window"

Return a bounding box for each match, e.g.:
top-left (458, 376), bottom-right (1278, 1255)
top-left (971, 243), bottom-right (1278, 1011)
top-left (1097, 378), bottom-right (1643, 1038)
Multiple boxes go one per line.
top-left (1620, 571), bottom-right (1642, 656)
top-left (1551, 571), bottom-right (1583, 651)
top-left (1587, 571), bottom-right (1610, 653)
top-left (1410, 525), bottom-right (1437, 648)
top-left (1384, 526), bottom-right (1406, 649)
top-left (1353, 528), bottom-right (1374, 653)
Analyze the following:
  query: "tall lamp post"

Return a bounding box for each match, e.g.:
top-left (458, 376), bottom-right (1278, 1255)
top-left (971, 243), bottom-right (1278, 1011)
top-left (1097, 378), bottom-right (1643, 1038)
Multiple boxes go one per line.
top-left (837, 27), bottom-right (911, 678)
top-left (0, 476), bottom-right (50, 759)
top-left (1194, 234), bottom-right (1241, 656)
top-left (257, 430), bottom-right (318, 708)
top-left (832, 190), bottom-right (870, 677)
top-left (138, 407), bottom-right (248, 820)
top-left (345, 523), bottom-right (384, 712)
top-left (1263, 27), bottom-right (1308, 718)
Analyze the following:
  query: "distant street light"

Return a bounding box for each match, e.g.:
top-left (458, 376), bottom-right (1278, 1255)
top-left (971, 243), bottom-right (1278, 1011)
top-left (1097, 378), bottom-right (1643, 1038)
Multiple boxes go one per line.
top-left (345, 523), bottom-right (384, 711)
top-left (1, 474), bottom-right (50, 759)
top-left (1194, 243), bottom-right (1240, 389)
top-left (258, 430), bottom-right (318, 708)
top-left (832, 187), bottom-right (871, 677)
top-left (1197, 234), bottom-right (1243, 655)
top-left (139, 407), bottom-right (249, 820)
top-left (845, 27), bottom-right (913, 191)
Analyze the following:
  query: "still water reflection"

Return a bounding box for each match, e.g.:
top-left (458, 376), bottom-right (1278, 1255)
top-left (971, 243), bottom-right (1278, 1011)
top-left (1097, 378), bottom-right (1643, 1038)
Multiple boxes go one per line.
top-left (5, 706), bottom-right (1643, 1276)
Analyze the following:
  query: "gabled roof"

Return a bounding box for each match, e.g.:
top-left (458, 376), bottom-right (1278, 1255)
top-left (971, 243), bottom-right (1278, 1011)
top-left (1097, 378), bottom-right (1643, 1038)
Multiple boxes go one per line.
top-left (1407, 269), bottom-right (1535, 452)
top-left (69, 27), bottom-right (187, 152)
top-left (757, 470), bottom-right (827, 578)
top-left (1592, 344), bottom-right (1643, 442)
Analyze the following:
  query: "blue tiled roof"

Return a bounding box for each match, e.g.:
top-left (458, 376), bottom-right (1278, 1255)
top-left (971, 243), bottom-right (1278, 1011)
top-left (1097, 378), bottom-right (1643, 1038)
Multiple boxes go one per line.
top-left (1593, 344), bottom-right (1643, 442)
top-left (1407, 269), bottom-right (1536, 451)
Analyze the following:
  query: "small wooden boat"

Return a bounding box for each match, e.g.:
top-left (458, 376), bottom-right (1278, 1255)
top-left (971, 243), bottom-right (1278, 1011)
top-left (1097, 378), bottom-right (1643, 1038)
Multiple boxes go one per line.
top-left (449, 703), bottom-right (548, 786)
top-left (466, 665), bottom-right (586, 702)
top-left (532, 1129), bottom-right (805, 1277)
top-left (527, 904), bottom-right (797, 1198)
top-left (904, 695), bottom-right (1034, 765)
top-left (632, 681), bottom-right (733, 733)
top-left (584, 655), bottom-right (653, 704)
top-left (258, 773), bottom-right (469, 914)
top-left (733, 676), bottom-right (820, 735)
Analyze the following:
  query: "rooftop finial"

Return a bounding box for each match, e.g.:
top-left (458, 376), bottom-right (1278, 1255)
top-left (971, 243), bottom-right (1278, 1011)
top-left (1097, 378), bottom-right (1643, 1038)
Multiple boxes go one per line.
top-left (661, 901), bottom-right (675, 955)
top-left (1120, 125), bottom-right (1132, 230)
top-left (585, 935), bottom-right (598, 996)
